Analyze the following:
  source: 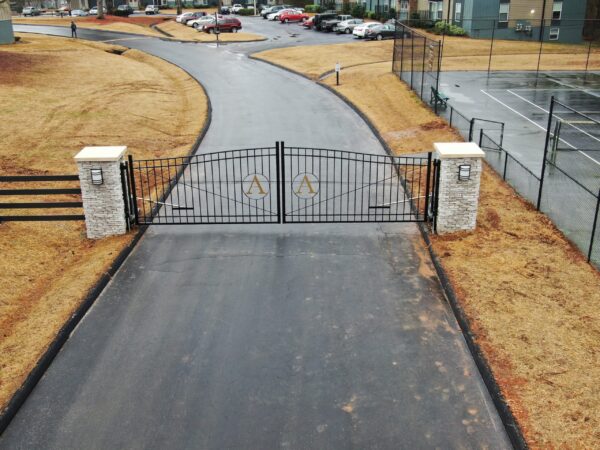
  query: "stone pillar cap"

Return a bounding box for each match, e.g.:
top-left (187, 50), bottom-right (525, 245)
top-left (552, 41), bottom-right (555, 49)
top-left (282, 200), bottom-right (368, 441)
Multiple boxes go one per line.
top-left (75, 146), bottom-right (127, 162)
top-left (434, 142), bottom-right (485, 159)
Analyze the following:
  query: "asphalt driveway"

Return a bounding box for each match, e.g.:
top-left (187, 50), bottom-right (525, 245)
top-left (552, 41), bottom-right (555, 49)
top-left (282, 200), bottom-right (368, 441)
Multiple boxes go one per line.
top-left (2, 25), bottom-right (511, 449)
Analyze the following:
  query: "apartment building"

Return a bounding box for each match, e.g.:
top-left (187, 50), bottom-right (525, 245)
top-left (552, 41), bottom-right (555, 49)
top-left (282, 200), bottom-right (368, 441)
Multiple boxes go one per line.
top-left (419, 0), bottom-right (588, 43)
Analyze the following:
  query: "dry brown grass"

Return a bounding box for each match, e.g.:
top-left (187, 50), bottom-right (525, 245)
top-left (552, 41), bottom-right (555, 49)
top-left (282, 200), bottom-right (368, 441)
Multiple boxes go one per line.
top-left (156, 19), bottom-right (265, 42)
top-left (13, 15), bottom-right (165, 37)
top-left (0, 34), bottom-right (207, 413)
top-left (256, 40), bottom-right (394, 79)
top-left (255, 36), bottom-right (600, 76)
top-left (254, 48), bottom-right (600, 448)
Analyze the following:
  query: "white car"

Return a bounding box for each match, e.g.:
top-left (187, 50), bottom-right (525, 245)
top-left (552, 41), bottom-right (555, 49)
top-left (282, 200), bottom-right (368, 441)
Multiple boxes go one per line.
top-left (89, 6), bottom-right (98, 14)
top-left (353, 22), bottom-right (379, 38)
top-left (231, 4), bottom-right (243, 13)
top-left (145, 4), bottom-right (159, 14)
top-left (176, 12), bottom-right (194, 23)
top-left (188, 15), bottom-right (218, 28)
top-left (71, 9), bottom-right (88, 16)
top-left (268, 8), bottom-right (293, 20)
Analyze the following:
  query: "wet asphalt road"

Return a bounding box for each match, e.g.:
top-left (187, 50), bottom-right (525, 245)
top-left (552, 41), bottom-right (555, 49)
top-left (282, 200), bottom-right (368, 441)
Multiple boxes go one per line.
top-left (2, 24), bottom-right (511, 449)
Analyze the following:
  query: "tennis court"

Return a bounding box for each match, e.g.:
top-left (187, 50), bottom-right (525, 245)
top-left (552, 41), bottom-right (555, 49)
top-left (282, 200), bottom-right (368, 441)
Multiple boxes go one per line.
top-left (438, 71), bottom-right (600, 190)
top-left (437, 70), bottom-right (600, 265)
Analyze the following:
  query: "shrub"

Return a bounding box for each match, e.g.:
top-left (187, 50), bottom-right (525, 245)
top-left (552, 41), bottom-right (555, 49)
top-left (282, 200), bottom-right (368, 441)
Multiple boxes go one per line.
top-left (351, 3), bottom-right (365, 18)
top-left (433, 21), bottom-right (467, 36)
top-left (304, 4), bottom-right (317, 12)
top-left (341, 1), bottom-right (351, 14)
top-left (367, 11), bottom-right (377, 20)
top-left (237, 8), bottom-right (253, 15)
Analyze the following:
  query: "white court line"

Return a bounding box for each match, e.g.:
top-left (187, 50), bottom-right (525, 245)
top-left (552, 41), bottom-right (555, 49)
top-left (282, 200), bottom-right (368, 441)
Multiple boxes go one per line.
top-left (545, 76), bottom-right (600, 99)
top-left (507, 89), bottom-right (600, 166)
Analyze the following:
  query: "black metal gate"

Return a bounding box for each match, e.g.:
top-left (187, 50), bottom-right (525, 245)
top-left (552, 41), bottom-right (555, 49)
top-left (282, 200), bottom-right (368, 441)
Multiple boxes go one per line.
top-left (126, 143), bottom-right (437, 225)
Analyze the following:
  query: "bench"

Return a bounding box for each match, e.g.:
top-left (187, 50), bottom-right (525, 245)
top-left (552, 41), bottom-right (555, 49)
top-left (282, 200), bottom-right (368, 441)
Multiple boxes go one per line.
top-left (430, 87), bottom-right (449, 110)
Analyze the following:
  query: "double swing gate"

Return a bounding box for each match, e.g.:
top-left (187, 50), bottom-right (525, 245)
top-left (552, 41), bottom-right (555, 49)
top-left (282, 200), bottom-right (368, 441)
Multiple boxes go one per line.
top-left (125, 143), bottom-right (439, 226)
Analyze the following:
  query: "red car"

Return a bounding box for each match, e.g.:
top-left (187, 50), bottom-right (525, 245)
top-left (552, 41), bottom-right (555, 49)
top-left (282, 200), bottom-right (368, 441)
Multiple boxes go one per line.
top-left (279, 10), bottom-right (308, 23)
top-left (302, 16), bottom-right (314, 28)
top-left (202, 17), bottom-right (242, 33)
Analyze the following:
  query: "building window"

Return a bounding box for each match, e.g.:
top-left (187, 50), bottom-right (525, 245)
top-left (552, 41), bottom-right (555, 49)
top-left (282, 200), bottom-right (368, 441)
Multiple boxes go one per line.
top-left (549, 27), bottom-right (560, 40)
top-left (429, 1), bottom-right (442, 20)
top-left (454, 2), bottom-right (462, 22)
top-left (552, 1), bottom-right (562, 20)
top-left (499, 2), bottom-right (510, 23)
top-left (400, 0), bottom-right (408, 11)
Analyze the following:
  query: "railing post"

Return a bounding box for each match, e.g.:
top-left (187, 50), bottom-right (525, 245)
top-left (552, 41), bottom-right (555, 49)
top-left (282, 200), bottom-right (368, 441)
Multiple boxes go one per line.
top-left (588, 188), bottom-right (600, 263)
top-left (127, 154), bottom-right (139, 226)
top-left (537, 96), bottom-right (555, 210)
top-left (280, 141), bottom-right (286, 223)
top-left (424, 151), bottom-right (432, 222)
top-left (469, 118), bottom-right (475, 142)
top-left (275, 141), bottom-right (282, 224)
top-left (487, 20), bottom-right (495, 75)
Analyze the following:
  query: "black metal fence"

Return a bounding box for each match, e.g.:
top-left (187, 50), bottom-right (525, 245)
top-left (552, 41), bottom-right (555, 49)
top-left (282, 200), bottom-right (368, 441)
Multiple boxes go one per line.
top-left (538, 98), bottom-right (600, 265)
top-left (0, 175), bottom-right (84, 222)
top-left (128, 144), bottom-right (437, 225)
top-left (393, 24), bottom-right (506, 144)
top-left (392, 23), bottom-right (442, 105)
top-left (480, 125), bottom-right (600, 267)
top-left (400, 17), bottom-right (600, 76)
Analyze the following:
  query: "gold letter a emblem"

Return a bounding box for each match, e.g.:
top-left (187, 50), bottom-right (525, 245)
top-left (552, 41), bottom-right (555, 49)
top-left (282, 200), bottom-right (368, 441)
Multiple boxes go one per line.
top-left (295, 175), bottom-right (316, 195)
top-left (246, 175), bottom-right (267, 195)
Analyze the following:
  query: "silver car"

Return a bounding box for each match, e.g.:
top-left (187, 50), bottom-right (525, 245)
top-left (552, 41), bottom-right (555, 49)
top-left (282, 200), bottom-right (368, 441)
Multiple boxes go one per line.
top-left (335, 18), bottom-right (364, 34)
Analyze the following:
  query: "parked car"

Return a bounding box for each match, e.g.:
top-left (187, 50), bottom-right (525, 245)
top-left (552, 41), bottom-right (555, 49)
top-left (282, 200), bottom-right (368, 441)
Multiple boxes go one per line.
top-left (267, 8), bottom-right (294, 21)
top-left (55, 6), bottom-right (71, 15)
top-left (321, 14), bottom-right (352, 32)
top-left (302, 16), bottom-right (314, 29)
top-left (189, 15), bottom-right (218, 28)
top-left (145, 4), bottom-right (159, 14)
top-left (89, 6), bottom-right (98, 14)
top-left (180, 11), bottom-right (206, 24)
top-left (261, 4), bottom-right (285, 19)
top-left (115, 4), bottom-right (134, 16)
top-left (176, 11), bottom-right (195, 23)
top-left (71, 9), bottom-right (88, 16)
top-left (220, 6), bottom-right (231, 14)
top-left (352, 22), bottom-right (380, 38)
top-left (365, 23), bottom-right (395, 40)
top-left (231, 4), bottom-right (243, 13)
top-left (334, 18), bottom-right (363, 34)
top-left (312, 11), bottom-right (337, 31)
top-left (202, 17), bottom-right (242, 33)
top-left (22, 6), bottom-right (41, 16)
top-left (279, 9), bottom-right (307, 23)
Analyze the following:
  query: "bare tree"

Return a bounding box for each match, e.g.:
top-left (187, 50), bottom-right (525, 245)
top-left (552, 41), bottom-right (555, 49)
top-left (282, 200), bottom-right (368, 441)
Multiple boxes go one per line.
top-left (176, 0), bottom-right (182, 15)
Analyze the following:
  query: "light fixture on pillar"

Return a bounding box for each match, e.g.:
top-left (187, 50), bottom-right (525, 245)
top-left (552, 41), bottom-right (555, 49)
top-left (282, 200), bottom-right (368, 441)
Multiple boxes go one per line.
top-left (458, 164), bottom-right (471, 181)
top-left (90, 168), bottom-right (104, 185)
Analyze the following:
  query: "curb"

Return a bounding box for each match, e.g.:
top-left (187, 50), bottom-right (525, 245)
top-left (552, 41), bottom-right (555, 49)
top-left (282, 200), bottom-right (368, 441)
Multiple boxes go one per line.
top-left (249, 54), bottom-right (528, 450)
top-left (12, 22), bottom-right (157, 38)
top-left (0, 43), bottom-right (213, 437)
top-left (152, 23), bottom-right (267, 44)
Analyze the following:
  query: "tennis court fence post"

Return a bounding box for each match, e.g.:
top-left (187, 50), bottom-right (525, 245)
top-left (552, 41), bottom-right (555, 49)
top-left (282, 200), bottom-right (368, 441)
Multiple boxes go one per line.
top-left (537, 96), bottom-right (555, 210)
top-left (487, 20), bottom-right (495, 75)
top-left (589, 189), bottom-right (600, 263)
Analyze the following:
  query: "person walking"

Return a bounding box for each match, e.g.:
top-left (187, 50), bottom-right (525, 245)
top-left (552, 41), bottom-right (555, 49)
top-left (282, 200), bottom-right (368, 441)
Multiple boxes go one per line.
top-left (70, 20), bottom-right (77, 38)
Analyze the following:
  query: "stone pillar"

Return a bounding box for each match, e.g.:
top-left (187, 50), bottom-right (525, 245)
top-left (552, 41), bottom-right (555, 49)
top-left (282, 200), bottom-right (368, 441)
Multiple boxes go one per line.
top-left (434, 142), bottom-right (485, 234)
top-left (75, 146), bottom-right (128, 240)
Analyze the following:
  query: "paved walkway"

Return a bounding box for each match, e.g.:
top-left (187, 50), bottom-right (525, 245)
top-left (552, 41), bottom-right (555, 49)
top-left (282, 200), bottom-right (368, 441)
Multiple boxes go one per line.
top-left (2, 25), bottom-right (511, 449)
